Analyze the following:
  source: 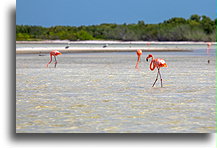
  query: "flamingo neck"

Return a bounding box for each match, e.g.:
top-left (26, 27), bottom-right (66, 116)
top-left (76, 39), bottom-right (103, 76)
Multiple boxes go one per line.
top-left (49, 54), bottom-right (53, 62)
top-left (137, 55), bottom-right (141, 62)
top-left (150, 60), bottom-right (155, 71)
top-left (149, 56), bottom-right (155, 71)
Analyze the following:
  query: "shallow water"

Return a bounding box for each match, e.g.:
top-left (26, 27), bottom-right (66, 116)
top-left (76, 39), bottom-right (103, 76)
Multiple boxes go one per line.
top-left (16, 47), bottom-right (216, 133)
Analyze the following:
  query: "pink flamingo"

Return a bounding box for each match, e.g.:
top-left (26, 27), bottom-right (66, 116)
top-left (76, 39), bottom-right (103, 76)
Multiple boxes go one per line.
top-left (46, 50), bottom-right (62, 68)
top-left (135, 49), bottom-right (142, 69)
top-left (146, 54), bottom-right (167, 87)
top-left (146, 42), bottom-right (151, 46)
top-left (207, 42), bottom-right (212, 64)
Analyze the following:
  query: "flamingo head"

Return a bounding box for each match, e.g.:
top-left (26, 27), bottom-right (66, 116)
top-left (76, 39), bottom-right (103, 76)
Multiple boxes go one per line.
top-left (146, 54), bottom-right (153, 62)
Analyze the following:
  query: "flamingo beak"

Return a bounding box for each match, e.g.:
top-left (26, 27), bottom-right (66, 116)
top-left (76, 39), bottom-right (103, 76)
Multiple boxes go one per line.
top-left (146, 58), bottom-right (148, 62)
top-left (59, 53), bottom-right (62, 55)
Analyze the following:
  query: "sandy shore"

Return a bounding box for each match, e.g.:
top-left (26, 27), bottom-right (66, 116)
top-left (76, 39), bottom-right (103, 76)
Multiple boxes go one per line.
top-left (16, 40), bottom-right (216, 54)
top-left (16, 47), bottom-right (192, 54)
top-left (16, 40), bottom-right (216, 44)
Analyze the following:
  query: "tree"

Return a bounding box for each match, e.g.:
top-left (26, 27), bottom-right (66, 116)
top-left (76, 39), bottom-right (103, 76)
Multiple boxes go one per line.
top-left (138, 20), bottom-right (145, 26)
top-left (200, 15), bottom-right (214, 34)
top-left (164, 17), bottom-right (187, 24)
top-left (16, 14), bottom-right (216, 41)
top-left (189, 14), bottom-right (201, 22)
top-left (75, 30), bottom-right (95, 40)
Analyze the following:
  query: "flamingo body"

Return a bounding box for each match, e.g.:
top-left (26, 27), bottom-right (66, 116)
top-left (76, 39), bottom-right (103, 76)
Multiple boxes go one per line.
top-left (135, 49), bottom-right (142, 69)
top-left (149, 58), bottom-right (167, 71)
top-left (51, 50), bottom-right (62, 56)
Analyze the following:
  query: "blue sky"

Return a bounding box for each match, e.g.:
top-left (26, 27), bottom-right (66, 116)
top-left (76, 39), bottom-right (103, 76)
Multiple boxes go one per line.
top-left (16, 0), bottom-right (216, 27)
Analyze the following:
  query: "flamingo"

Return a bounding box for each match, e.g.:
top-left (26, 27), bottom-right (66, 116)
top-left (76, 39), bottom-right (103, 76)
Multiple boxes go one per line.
top-left (146, 54), bottom-right (167, 87)
top-left (207, 42), bottom-right (212, 64)
top-left (146, 42), bottom-right (151, 46)
top-left (135, 49), bottom-right (142, 69)
top-left (46, 50), bottom-right (62, 68)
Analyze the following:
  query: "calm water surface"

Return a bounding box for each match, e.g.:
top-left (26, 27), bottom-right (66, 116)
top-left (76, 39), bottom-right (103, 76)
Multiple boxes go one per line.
top-left (16, 46), bottom-right (216, 133)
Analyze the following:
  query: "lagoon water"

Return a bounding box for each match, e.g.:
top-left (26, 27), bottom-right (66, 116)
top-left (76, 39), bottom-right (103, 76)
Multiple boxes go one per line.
top-left (16, 44), bottom-right (216, 133)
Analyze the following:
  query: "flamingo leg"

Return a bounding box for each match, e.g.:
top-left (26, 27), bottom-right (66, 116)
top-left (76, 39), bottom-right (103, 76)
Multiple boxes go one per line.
top-left (135, 56), bottom-right (140, 69)
top-left (46, 55), bottom-right (52, 67)
top-left (152, 69), bottom-right (159, 87)
top-left (54, 56), bottom-right (57, 68)
top-left (158, 69), bottom-right (163, 87)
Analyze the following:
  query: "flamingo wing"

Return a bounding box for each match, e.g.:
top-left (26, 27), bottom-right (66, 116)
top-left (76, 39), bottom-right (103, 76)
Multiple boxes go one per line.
top-left (155, 59), bottom-right (167, 68)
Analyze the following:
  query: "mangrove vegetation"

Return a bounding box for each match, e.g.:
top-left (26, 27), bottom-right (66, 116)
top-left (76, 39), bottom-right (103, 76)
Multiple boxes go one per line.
top-left (16, 14), bottom-right (216, 41)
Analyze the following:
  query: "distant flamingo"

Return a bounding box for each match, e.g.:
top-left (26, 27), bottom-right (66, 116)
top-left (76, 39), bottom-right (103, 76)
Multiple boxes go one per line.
top-left (146, 54), bottom-right (167, 87)
top-left (146, 42), bottom-right (151, 46)
top-left (46, 50), bottom-right (62, 68)
top-left (206, 42), bottom-right (212, 64)
top-left (135, 49), bottom-right (142, 69)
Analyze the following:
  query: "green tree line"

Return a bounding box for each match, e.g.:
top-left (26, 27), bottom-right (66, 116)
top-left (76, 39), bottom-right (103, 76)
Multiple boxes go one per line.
top-left (16, 14), bottom-right (216, 41)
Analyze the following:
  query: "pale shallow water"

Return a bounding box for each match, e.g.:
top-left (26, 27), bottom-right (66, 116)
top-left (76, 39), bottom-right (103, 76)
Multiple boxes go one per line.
top-left (16, 46), bottom-right (216, 133)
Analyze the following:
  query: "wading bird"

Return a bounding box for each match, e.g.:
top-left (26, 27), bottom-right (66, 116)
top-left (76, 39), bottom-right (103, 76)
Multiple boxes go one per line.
top-left (103, 43), bottom-right (108, 48)
top-left (46, 50), bottom-right (62, 68)
top-left (65, 42), bottom-right (70, 49)
top-left (146, 54), bottom-right (167, 87)
top-left (135, 49), bottom-right (142, 69)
